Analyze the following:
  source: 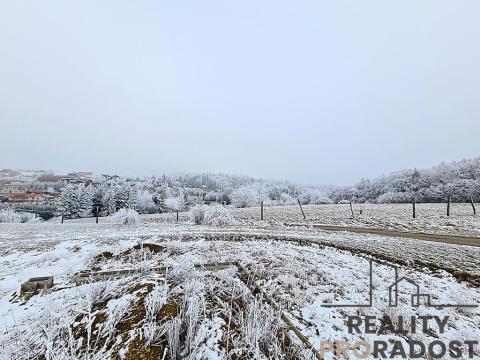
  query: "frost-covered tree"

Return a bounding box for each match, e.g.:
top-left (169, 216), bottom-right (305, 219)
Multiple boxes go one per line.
top-left (328, 157), bottom-right (480, 203)
top-left (298, 188), bottom-right (332, 205)
top-left (79, 185), bottom-right (94, 217)
top-left (136, 190), bottom-right (157, 214)
top-left (102, 188), bottom-right (117, 215)
top-left (114, 184), bottom-right (129, 210)
top-left (125, 185), bottom-right (137, 209)
top-left (230, 184), bottom-right (268, 208)
top-left (154, 183), bottom-right (172, 212)
top-left (58, 184), bottom-right (81, 218)
top-left (165, 195), bottom-right (186, 212)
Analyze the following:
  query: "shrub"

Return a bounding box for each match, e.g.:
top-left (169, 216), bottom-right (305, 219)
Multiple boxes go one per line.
top-left (189, 204), bottom-right (236, 226)
top-left (204, 204), bottom-right (236, 226)
top-left (108, 209), bottom-right (140, 225)
top-left (190, 205), bottom-right (207, 225)
top-left (0, 209), bottom-right (41, 223)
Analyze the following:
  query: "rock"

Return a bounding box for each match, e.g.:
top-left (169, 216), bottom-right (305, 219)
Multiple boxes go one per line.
top-left (132, 243), bottom-right (165, 254)
top-left (20, 276), bottom-right (54, 298)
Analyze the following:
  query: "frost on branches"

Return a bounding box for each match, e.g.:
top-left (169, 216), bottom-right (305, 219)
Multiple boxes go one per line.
top-left (58, 184), bottom-right (94, 218)
top-left (108, 209), bottom-right (140, 225)
top-left (189, 204), bottom-right (236, 226)
top-left (0, 209), bottom-right (41, 223)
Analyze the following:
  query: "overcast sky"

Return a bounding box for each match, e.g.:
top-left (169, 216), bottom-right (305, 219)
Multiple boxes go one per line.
top-left (1, 1), bottom-right (479, 185)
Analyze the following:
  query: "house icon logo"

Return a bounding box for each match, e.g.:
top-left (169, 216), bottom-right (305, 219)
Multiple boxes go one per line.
top-left (322, 260), bottom-right (477, 309)
top-left (389, 273), bottom-right (431, 307)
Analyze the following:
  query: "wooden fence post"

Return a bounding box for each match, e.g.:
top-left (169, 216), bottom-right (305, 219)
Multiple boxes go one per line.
top-left (412, 197), bottom-right (416, 219)
top-left (447, 195), bottom-right (451, 217)
top-left (96, 206), bottom-right (99, 224)
top-left (297, 198), bottom-right (306, 220)
top-left (260, 201), bottom-right (264, 221)
top-left (470, 197), bottom-right (476, 216)
top-left (349, 199), bottom-right (355, 218)
top-left (176, 211), bottom-right (179, 222)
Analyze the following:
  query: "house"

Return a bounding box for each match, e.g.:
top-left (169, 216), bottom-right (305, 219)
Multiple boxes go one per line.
top-left (25, 193), bottom-right (45, 203)
top-left (7, 192), bottom-right (45, 203)
top-left (37, 175), bottom-right (63, 183)
top-left (7, 193), bottom-right (28, 202)
top-left (57, 171), bottom-right (94, 185)
top-left (1, 183), bottom-right (27, 197)
top-left (78, 172), bottom-right (93, 179)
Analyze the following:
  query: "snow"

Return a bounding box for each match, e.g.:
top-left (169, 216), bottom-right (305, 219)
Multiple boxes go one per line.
top-left (0, 209), bottom-right (479, 359)
top-left (231, 203), bottom-right (480, 237)
top-left (108, 208), bottom-right (141, 225)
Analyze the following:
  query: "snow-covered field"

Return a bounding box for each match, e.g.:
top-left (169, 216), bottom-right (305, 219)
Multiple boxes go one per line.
top-left (1, 207), bottom-right (479, 359)
top-left (131, 203), bottom-right (480, 237)
top-left (231, 203), bottom-right (480, 237)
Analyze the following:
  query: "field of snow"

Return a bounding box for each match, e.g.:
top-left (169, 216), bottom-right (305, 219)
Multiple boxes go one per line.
top-left (230, 203), bottom-right (480, 237)
top-left (1, 208), bottom-right (479, 359)
top-left (132, 203), bottom-right (480, 237)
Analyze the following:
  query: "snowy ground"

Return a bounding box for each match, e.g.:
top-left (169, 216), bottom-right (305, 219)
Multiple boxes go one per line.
top-left (1, 209), bottom-right (479, 359)
top-left (51, 203), bottom-right (480, 237)
top-left (229, 203), bottom-right (480, 237)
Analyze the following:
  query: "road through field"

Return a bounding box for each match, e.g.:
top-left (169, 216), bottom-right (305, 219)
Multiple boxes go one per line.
top-left (284, 223), bottom-right (480, 247)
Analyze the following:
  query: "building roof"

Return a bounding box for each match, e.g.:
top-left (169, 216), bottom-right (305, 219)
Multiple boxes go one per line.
top-left (37, 175), bottom-right (63, 182)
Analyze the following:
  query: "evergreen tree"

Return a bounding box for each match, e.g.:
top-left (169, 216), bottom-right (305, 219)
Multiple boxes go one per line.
top-left (58, 184), bottom-right (81, 218)
top-left (125, 185), bottom-right (137, 209)
top-left (79, 185), bottom-right (94, 217)
top-left (102, 188), bottom-right (117, 215)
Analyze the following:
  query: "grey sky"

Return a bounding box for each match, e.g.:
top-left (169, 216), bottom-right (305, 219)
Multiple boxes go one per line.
top-left (1, 1), bottom-right (479, 185)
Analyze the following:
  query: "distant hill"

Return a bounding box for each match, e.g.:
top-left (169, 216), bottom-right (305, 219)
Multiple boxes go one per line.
top-left (0, 169), bottom-right (50, 183)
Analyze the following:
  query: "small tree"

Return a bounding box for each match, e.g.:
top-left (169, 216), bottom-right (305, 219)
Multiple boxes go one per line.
top-left (165, 195), bottom-right (186, 213)
top-left (136, 190), bottom-right (157, 214)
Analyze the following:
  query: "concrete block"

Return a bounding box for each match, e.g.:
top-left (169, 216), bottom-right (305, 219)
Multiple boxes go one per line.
top-left (20, 276), bottom-right (54, 298)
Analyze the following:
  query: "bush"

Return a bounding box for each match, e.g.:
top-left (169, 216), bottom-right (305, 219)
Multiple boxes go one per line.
top-left (0, 209), bottom-right (41, 223)
top-left (204, 204), bottom-right (236, 226)
top-left (189, 204), bottom-right (236, 226)
top-left (136, 190), bottom-right (158, 214)
top-left (108, 209), bottom-right (140, 225)
top-left (190, 205), bottom-right (207, 225)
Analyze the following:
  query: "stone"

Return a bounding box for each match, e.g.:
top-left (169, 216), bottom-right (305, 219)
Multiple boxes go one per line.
top-left (20, 276), bottom-right (54, 298)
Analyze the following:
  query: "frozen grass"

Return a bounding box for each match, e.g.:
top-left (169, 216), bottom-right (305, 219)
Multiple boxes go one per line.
top-left (0, 208), bottom-right (479, 359)
top-left (231, 203), bottom-right (480, 236)
top-left (136, 203), bottom-right (480, 236)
